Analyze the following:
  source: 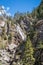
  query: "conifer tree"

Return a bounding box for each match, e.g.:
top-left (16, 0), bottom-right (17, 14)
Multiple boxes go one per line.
top-left (22, 36), bottom-right (35, 65)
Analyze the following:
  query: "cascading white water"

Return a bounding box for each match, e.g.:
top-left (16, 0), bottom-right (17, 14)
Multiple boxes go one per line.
top-left (16, 24), bottom-right (26, 41)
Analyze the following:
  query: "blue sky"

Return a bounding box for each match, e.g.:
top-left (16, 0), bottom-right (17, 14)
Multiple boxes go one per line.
top-left (0, 0), bottom-right (41, 16)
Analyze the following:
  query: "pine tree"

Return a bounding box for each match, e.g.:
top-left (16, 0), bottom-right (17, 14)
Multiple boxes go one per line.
top-left (22, 36), bottom-right (35, 65)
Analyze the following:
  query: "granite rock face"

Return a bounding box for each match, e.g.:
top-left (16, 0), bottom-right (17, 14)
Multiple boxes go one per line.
top-left (0, 16), bottom-right (27, 65)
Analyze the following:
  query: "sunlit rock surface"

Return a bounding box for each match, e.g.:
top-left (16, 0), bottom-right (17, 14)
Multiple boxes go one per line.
top-left (16, 24), bottom-right (26, 41)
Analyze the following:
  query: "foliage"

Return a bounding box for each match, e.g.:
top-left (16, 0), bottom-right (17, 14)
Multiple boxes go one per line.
top-left (31, 0), bottom-right (43, 20)
top-left (0, 0), bottom-right (43, 65)
top-left (22, 36), bottom-right (35, 65)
